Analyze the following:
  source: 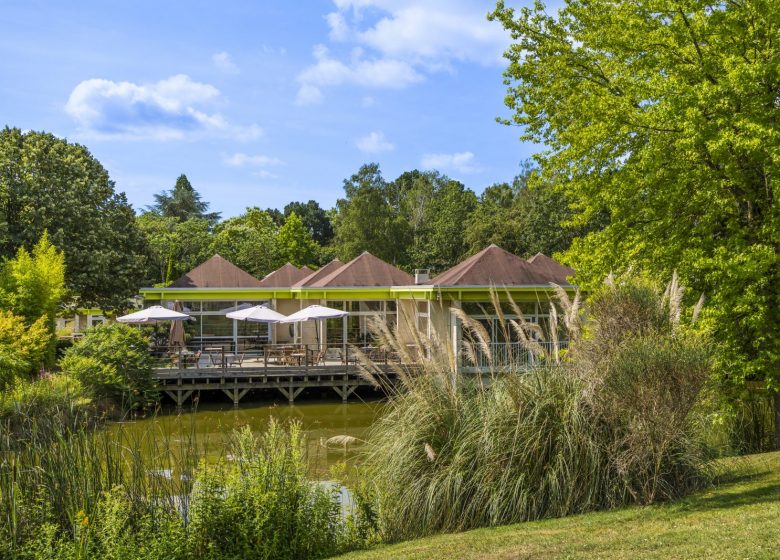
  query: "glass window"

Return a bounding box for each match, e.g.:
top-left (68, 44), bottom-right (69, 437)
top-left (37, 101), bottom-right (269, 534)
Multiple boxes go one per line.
top-left (386, 300), bottom-right (398, 313)
top-left (199, 315), bottom-right (233, 338)
top-left (326, 301), bottom-right (345, 310)
top-left (205, 300), bottom-right (239, 313)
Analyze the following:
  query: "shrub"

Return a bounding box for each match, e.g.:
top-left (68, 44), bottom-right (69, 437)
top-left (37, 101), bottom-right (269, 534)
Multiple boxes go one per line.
top-left (0, 374), bottom-right (89, 420)
top-left (362, 276), bottom-right (713, 540)
top-left (60, 323), bottom-right (157, 409)
top-left (0, 310), bottom-right (51, 388)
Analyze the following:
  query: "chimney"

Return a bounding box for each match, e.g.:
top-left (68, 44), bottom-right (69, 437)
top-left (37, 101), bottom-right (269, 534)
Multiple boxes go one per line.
top-left (414, 269), bottom-right (430, 285)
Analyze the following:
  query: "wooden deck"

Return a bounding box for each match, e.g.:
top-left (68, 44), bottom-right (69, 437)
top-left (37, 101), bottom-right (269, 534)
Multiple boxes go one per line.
top-left (154, 362), bottom-right (398, 406)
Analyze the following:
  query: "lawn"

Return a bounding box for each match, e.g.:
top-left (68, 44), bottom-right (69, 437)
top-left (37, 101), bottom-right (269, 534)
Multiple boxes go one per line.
top-left (336, 452), bottom-right (780, 559)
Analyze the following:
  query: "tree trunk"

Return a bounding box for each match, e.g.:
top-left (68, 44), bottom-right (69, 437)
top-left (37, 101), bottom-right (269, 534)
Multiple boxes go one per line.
top-left (774, 391), bottom-right (780, 451)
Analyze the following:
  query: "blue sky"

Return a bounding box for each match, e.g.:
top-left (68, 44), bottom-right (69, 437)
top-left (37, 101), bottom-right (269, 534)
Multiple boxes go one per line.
top-left (1, 0), bottom-right (536, 218)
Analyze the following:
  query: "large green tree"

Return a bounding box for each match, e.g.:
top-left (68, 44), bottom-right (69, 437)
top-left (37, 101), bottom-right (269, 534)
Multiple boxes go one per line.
top-left (332, 164), bottom-right (409, 265)
top-left (283, 200), bottom-right (334, 245)
top-left (137, 214), bottom-right (213, 285)
top-left (276, 211), bottom-right (320, 268)
top-left (466, 163), bottom-right (607, 258)
top-left (148, 174), bottom-right (220, 225)
top-left (491, 0), bottom-right (780, 440)
top-left (399, 171), bottom-right (477, 271)
top-left (0, 128), bottom-right (147, 310)
top-left (210, 208), bottom-right (280, 277)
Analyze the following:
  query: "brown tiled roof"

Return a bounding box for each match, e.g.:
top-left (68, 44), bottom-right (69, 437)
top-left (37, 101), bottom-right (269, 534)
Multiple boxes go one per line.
top-left (300, 265), bottom-right (314, 275)
top-left (258, 263), bottom-right (311, 287)
top-left (169, 255), bottom-right (264, 288)
top-left (292, 259), bottom-right (345, 287)
top-left (308, 252), bottom-right (413, 287)
top-left (429, 245), bottom-right (574, 287)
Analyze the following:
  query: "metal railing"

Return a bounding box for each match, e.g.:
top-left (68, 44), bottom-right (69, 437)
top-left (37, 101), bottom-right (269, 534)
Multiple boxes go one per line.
top-left (151, 343), bottom-right (407, 372)
top-left (465, 340), bottom-right (570, 369)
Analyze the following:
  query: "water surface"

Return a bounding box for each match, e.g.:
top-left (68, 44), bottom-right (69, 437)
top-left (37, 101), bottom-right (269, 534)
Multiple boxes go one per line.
top-left (108, 398), bottom-right (385, 476)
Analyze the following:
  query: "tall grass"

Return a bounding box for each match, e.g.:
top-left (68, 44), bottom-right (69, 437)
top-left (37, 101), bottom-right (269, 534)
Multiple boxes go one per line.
top-left (360, 275), bottom-right (714, 541)
top-left (0, 407), bottom-right (371, 559)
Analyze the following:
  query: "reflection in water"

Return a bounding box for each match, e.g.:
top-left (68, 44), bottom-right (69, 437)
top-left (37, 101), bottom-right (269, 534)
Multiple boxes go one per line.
top-left (107, 399), bottom-right (385, 476)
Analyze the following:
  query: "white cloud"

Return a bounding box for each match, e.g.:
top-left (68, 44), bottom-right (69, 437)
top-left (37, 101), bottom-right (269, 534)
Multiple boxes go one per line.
top-left (223, 153), bottom-right (284, 167)
top-left (212, 51), bottom-right (239, 74)
top-left (356, 131), bottom-right (394, 153)
top-left (65, 74), bottom-right (261, 141)
top-left (421, 151), bottom-right (479, 174)
top-left (360, 96), bottom-right (376, 108)
top-left (297, 1), bottom-right (510, 101)
top-left (326, 11), bottom-right (350, 41)
top-left (296, 84), bottom-right (324, 106)
top-left (296, 44), bottom-right (422, 102)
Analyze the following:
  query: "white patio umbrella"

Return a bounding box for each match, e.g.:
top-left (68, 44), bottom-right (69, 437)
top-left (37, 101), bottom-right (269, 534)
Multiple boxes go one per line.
top-left (281, 305), bottom-right (348, 346)
top-left (117, 305), bottom-right (190, 324)
top-left (226, 305), bottom-right (287, 323)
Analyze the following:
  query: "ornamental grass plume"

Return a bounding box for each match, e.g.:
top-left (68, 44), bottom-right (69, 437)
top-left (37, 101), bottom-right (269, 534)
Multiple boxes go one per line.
top-left (359, 276), bottom-right (713, 541)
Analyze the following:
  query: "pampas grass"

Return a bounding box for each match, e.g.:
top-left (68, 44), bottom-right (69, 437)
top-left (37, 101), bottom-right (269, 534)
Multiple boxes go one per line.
top-left (359, 275), bottom-right (713, 541)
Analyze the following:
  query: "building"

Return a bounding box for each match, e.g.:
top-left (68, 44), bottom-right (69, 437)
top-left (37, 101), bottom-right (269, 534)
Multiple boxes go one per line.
top-left (139, 245), bottom-right (575, 368)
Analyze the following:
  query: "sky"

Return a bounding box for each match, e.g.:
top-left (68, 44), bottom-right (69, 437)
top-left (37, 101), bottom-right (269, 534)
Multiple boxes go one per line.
top-left (0, 0), bottom-right (538, 218)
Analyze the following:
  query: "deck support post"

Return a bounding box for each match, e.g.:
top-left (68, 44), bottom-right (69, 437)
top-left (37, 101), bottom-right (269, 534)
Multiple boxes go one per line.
top-left (332, 385), bottom-right (356, 402)
top-left (222, 387), bottom-right (249, 406)
top-left (165, 390), bottom-right (193, 408)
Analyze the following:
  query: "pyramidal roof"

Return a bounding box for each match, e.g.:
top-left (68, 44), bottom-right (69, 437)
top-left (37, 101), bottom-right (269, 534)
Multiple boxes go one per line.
top-left (292, 259), bottom-right (345, 288)
top-left (301, 265), bottom-right (314, 275)
top-left (258, 263), bottom-right (311, 288)
top-left (169, 255), bottom-right (264, 288)
top-left (429, 245), bottom-right (574, 287)
top-left (308, 251), bottom-right (413, 287)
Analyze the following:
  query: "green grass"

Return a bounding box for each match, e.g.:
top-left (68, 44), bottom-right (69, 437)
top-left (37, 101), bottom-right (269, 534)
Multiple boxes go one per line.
top-left (335, 452), bottom-right (780, 559)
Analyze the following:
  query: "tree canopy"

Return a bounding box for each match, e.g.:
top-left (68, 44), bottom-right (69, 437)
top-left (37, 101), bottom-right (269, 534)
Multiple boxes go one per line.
top-left (148, 174), bottom-right (220, 225)
top-left (0, 128), bottom-right (148, 310)
top-left (491, 0), bottom-right (780, 401)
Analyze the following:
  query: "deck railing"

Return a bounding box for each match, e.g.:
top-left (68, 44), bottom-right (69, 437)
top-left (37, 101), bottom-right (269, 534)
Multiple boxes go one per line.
top-left (151, 343), bottom-right (406, 372)
top-left (465, 340), bottom-right (570, 370)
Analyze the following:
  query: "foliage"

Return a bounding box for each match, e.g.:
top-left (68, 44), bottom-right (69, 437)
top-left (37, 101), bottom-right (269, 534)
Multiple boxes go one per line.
top-left (147, 174), bottom-right (220, 225)
top-left (398, 171), bottom-right (477, 271)
top-left (0, 310), bottom-right (51, 388)
top-left (490, 0), bottom-right (780, 436)
top-left (0, 416), bottom-right (370, 560)
top-left (333, 164), bottom-right (408, 265)
top-left (0, 128), bottom-right (148, 310)
top-left (188, 422), bottom-right (350, 559)
top-left (60, 323), bottom-right (156, 409)
top-left (0, 374), bottom-right (89, 420)
top-left (137, 214), bottom-right (213, 285)
top-left (210, 207), bottom-right (281, 278)
top-left (362, 277), bottom-right (712, 540)
top-left (276, 211), bottom-right (320, 268)
top-left (465, 162), bottom-right (607, 258)
top-left (0, 232), bottom-right (66, 365)
top-left (332, 164), bottom-right (479, 270)
top-left (284, 200), bottom-right (335, 245)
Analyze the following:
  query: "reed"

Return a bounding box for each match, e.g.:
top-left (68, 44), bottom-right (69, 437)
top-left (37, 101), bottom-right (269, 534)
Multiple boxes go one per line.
top-left (359, 276), bottom-right (714, 541)
top-left (0, 408), bottom-right (370, 559)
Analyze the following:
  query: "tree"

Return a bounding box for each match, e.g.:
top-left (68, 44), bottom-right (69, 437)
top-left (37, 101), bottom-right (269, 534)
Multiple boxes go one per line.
top-left (398, 171), bottom-right (477, 271)
top-left (283, 200), bottom-right (334, 245)
top-left (491, 0), bottom-right (780, 442)
top-left (0, 128), bottom-right (148, 310)
top-left (332, 164), bottom-right (408, 265)
top-left (211, 208), bottom-right (280, 277)
top-left (148, 174), bottom-right (220, 225)
top-left (0, 232), bottom-right (66, 365)
top-left (276, 212), bottom-right (320, 268)
top-left (137, 214), bottom-right (213, 285)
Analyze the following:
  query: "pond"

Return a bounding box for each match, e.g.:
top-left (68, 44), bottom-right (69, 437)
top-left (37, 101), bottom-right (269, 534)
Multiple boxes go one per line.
top-left (106, 398), bottom-right (385, 477)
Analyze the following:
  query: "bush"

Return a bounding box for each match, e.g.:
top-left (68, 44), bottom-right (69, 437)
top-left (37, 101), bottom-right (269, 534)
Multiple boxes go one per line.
top-left (362, 276), bottom-right (713, 540)
top-left (0, 310), bottom-right (51, 388)
top-left (60, 323), bottom-right (157, 409)
top-left (0, 374), bottom-right (89, 420)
